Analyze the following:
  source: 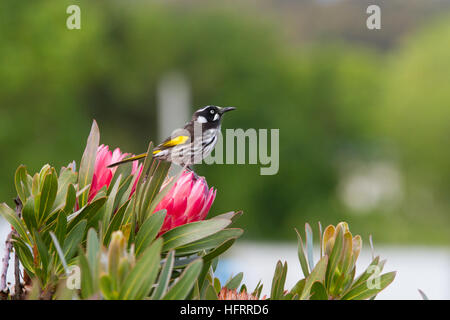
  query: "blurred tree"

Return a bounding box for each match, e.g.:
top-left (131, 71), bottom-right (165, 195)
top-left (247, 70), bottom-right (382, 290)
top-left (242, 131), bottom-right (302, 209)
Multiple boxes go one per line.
top-left (0, 0), bottom-right (448, 244)
top-left (375, 13), bottom-right (450, 243)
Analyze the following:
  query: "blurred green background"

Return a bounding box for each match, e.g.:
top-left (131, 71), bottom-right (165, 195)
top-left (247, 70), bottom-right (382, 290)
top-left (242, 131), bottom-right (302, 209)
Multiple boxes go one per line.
top-left (1, 0), bottom-right (449, 244)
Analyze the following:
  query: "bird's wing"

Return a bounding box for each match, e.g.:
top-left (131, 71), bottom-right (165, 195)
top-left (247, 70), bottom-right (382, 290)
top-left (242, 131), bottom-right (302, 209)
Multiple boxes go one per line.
top-left (153, 128), bottom-right (191, 154)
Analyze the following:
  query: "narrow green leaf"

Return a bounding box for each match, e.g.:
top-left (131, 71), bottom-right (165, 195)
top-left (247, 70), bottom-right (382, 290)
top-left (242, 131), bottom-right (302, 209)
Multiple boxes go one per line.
top-left (15, 165), bottom-right (31, 203)
top-left (22, 197), bottom-right (37, 233)
top-left (163, 259), bottom-right (203, 300)
top-left (86, 228), bottom-right (100, 274)
top-left (325, 224), bottom-right (344, 288)
top-left (135, 210), bottom-right (166, 255)
top-left (55, 211), bottom-right (67, 245)
top-left (103, 200), bottom-right (130, 245)
top-left (67, 197), bottom-right (106, 230)
top-left (205, 284), bottom-right (218, 300)
top-left (62, 184), bottom-right (77, 215)
top-left (162, 218), bottom-right (231, 252)
top-left (101, 175), bottom-right (122, 232)
top-left (63, 220), bottom-right (87, 260)
top-left (49, 232), bottom-right (70, 274)
top-left (79, 251), bottom-right (94, 299)
top-left (0, 203), bottom-right (30, 244)
top-left (78, 120), bottom-right (100, 208)
top-left (418, 289), bottom-right (429, 300)
top-left (36, 169), bottom-right (58, 225)
top-left (203, 238), bottom-right (236, 263)
top-left (151, 250), bottom-right (175, 300)
top-left (53, 167), bottom-right (77, 211)
top-left (225, 272), bottom-right (243, 290)
top-left (270, 261), bottom-right (288, 299)
top-left (12, 241), bottom-right (34, 277)
top-left (174, 228), bottom-right (243, 256)
top-left (341, 271), bottom-right (396, 300)
top-left (119, 238), bottom-right (162, 300)
top-left (294, 228), bottom-right (309, 277)
top-left (305, 223), bottom-right (315, 271)
top-left (310, 281), bottom-right (328, 300)
top-left (33, 230), bottom-right (49, 272)
top-left (300, 256), bottom-right (328, 300)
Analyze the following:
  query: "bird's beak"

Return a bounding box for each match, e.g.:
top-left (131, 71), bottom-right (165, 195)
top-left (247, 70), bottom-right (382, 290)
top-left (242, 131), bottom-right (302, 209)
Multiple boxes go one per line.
top-left (220, 106), bottom-right (236, 114)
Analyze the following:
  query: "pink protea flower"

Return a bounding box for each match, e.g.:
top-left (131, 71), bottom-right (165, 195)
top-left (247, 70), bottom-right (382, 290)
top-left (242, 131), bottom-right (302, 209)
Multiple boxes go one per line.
top-left (89, 145), bottom-right (143, 202)
top-left (154, 170), bottom-right (216, 234)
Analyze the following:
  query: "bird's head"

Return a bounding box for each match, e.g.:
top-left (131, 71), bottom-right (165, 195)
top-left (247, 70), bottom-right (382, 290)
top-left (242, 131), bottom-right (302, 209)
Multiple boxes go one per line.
top-left (192, 105), bottom-right (236, 125)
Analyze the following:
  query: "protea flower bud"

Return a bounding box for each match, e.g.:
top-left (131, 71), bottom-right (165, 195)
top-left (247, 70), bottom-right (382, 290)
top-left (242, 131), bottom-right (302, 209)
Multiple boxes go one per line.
top-left (89, 145), bottom-right (142, 202)
top-left (218, 288), bottom-right (260, 300)
top-left (154, 171), bottom-right (216, 234)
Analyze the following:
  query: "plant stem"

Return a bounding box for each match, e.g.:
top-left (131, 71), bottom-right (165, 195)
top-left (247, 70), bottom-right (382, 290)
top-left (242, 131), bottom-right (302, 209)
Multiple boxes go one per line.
top-left (13, 197), bottom-right (22, 299)
top-left (0, 230), bottom-right (13, 293)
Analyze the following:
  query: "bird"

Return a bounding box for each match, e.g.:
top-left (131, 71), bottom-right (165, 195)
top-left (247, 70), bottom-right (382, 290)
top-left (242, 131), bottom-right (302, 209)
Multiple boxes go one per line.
top-left (107, 105), bottom-right (236, 170)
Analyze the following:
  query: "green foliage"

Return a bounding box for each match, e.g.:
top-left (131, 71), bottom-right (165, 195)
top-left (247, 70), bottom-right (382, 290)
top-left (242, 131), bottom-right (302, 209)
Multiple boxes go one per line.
top-left (0, 121), bottom-right (243, 299)
top-left (1, 0), bottom-right (449, 244)
top-left (284, 222), bottom-right (395, 300)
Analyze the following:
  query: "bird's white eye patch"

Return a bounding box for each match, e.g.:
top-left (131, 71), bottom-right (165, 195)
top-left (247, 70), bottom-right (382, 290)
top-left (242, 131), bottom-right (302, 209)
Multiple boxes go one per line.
top-left (197, 115), bottom-right (208, 123)
top-left (213, 113), bottom-right (219, 121)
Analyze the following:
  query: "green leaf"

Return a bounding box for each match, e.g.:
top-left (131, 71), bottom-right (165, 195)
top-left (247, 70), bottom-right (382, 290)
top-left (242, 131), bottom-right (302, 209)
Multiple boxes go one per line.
top-left (62, 184), bottom-right (77, 215)
top-left (270, 261), bottom-right (288, 299)
top-left (78, 120), bottom-right (100, 208)
top-left (49, 232), bottom-right (69, 274)
top-left (67, 197), bottom-right (106, 230)
top-left (418, 289), bottom-right (429, 300)
top-left (101, 175), bottom-right (122, 232)
top-left (63, 220), bottom-right (87, 260)
top-left (350, 256), bottom-right (380, 289)
top-left (325, 224), bottom-right (344, 288)
top-left (99, 275), bottom-right (117, 300)
top-left (294, 228), bottom-right (309, 278)
top-left (151, 250), bottom-right (175, 300)
top-left (341, 271), bottom-right (396, 300)
top-left (15, 165), bottom-right (31, 203)
top-left (310, 281), bottom-right (328, 300)
top-left (86, 228), bottom-right (100, 276)
top-left (162, 218), bottom-right (232, 252)
top-left (55, 211), bottom-right (67, 245)
top-left (163, 259), bottom-right (203, 300)
top-left (138, 161), bottom-right (176, 225)
top-left (33, 230), bottom-right (50, 272)
top-left (290, 279), bottom-right (305, 297)
top-left (13, 240), bottom-right (35, 276)
top-left (305, 223), bottom-right (315, 271)
top-left (300, 255), bottom-right (328, 300)
top-left (119, 238), bottom-right (163, 300)
top-left (0, 203), bottom-right (30, 244)
top-left (103, 200), bottom-right (130, 245)
top-left (135, 210), bottom-right (166, 255)
top-left (22, 197), bottom-right (37, 233)
top-left (225, 272), bottom-right (243, 290)
top-left (203, 238), bottom-right (236, 263)
top-left (36, 168), bottom-right (58, 225)
top-left (205, 284), bottom-right (218, 300)
top-left (79, 251), bottom-right (94, 299)
top-left (174, 228), bottom-right (243, 256)
top-left (212, 211), bottom-right (242, 223)
top-left (53, 167), bottom-right (77, 211)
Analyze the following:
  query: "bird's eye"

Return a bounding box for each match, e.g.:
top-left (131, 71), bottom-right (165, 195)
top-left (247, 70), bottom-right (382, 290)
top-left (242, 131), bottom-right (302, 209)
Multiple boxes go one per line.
top-left (210, 110), bottom-right (215, 114)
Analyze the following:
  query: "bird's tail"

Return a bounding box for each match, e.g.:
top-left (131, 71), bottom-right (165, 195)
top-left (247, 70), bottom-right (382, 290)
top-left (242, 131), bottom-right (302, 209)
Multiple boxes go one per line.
top-left (107, 153), bottom-right (148, 168)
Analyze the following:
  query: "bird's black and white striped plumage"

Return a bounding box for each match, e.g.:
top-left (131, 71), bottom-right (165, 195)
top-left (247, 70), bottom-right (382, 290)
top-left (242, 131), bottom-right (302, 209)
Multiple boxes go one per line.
top-left (108, 105), bottom-right (235, 169)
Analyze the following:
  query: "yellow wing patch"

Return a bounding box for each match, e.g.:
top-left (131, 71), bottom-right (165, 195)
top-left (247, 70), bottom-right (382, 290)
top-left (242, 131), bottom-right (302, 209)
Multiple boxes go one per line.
top-left (161, 135), bottom-right (189, 147)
